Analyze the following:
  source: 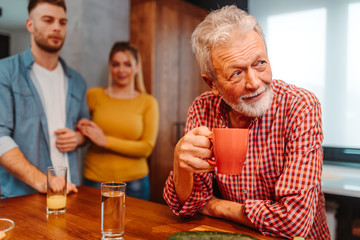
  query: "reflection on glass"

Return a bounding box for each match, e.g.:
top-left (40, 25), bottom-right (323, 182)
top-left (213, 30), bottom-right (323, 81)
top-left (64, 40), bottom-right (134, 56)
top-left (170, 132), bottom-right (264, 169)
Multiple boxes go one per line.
top-left (346, 2), bottom-right (360, 148)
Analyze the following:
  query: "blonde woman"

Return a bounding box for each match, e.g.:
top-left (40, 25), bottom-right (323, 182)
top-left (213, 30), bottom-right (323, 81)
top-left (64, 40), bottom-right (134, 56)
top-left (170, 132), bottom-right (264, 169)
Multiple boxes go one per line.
top-left (77, 42), bottom-right (159, 200)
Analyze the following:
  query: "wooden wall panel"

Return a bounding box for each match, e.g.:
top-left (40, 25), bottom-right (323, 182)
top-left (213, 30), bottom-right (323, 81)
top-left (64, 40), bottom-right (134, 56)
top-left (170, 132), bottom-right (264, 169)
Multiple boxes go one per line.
top-left (152, 0), bottom-right (182, 203)
top-left (178, 2), bottom-right (209, 122)
top-left (130, 0), bottom-right (156, 94)
top-left (130, 0), bottom-right (208, 203)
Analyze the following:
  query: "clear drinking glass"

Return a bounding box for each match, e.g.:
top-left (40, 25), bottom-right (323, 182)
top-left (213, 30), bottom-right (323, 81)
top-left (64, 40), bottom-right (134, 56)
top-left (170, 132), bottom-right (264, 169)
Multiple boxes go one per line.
top-left (0, 218), bottom-right (15, 239)
top-left (101, 182), bottom-right (126, 240)
top-left (47, 166), bottom-right (67, 215)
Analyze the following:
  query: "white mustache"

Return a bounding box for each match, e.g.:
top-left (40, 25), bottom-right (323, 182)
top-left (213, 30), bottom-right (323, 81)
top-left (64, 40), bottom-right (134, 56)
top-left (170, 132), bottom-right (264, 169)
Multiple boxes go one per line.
top-left (241, 85), bottom-right (268, 100)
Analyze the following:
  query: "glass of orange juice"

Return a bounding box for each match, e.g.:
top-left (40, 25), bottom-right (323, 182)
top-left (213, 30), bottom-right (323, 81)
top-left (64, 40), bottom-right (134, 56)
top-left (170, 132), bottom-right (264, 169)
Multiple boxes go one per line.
top-left (47, 166), bottom-right (67, 215)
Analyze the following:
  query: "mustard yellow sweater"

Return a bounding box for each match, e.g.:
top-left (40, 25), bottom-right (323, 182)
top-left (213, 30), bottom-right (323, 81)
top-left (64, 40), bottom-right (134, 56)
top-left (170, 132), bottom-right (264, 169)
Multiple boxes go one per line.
top-left (83, 87), bottom-right (159, 182)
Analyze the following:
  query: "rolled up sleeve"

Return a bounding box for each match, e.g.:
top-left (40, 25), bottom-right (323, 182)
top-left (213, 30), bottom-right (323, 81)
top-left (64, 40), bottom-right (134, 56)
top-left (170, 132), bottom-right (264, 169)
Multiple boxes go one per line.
top-left (163, 170), bottom-right (213, 216)
top-left (0, 67), bottom-right (17, 157)
top-left (0, 136), bottom-right (18, 156)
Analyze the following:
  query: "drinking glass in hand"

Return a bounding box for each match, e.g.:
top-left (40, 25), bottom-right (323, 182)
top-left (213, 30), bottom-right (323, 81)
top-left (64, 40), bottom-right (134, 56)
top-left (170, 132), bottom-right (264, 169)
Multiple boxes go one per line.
top-left (101, 182), bottom-right (126, 240)
top-left (47, 166), bottom-right (67, 215)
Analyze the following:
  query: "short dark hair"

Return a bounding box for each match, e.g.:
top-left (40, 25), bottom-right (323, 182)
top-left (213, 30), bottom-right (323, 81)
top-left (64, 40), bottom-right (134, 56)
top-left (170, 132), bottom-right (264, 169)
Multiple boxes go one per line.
top-left (28, 0), bottom-right (66, 14)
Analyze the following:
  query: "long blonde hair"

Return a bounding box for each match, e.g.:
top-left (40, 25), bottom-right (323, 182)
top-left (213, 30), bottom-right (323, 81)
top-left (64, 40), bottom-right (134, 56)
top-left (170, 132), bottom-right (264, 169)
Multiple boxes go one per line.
top-left (107, 41), bottom-right (146, 93)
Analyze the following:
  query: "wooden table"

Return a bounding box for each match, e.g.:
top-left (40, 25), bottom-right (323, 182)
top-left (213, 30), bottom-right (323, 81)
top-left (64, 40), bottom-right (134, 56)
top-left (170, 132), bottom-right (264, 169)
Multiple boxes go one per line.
top-left (0, 186), bottom-right (283, 239)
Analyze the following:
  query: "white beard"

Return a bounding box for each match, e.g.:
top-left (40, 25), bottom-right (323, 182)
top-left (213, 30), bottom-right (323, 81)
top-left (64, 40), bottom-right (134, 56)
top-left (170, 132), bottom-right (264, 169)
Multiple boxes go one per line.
top-left (220, 85), bottom-right (273, 117)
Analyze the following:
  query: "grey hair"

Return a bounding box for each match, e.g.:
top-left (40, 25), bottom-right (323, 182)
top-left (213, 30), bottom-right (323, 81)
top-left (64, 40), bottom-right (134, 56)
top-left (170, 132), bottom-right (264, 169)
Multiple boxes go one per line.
top-left (191, 5), bottom-right (266, 80)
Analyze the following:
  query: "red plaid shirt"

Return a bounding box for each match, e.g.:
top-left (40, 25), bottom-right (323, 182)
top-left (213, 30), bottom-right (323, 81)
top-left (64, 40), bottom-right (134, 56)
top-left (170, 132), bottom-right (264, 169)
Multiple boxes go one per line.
top-left (163, 80), bottom-right (330, 239)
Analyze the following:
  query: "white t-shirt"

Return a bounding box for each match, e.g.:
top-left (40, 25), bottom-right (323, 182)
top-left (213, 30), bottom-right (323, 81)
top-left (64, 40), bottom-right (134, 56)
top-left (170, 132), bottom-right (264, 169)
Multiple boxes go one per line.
top-left (31, 62), bottom-right (70, 181)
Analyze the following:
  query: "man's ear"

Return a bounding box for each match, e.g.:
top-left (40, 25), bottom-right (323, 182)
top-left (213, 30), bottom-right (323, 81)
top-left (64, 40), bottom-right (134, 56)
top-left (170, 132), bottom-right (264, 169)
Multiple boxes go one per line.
top-left (26, 18), bottom-right (33, 33)
top-left (202, 74), bottom-right (219, 96)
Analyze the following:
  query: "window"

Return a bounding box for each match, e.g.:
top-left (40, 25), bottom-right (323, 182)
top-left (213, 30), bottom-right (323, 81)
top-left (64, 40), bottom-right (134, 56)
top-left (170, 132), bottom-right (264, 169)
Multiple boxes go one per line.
top-left (249, 0), bottom-right (360, 165)
top-left (267, 8), bottom-right (326, 109)
top-left (346, 2), bottom-right (360, 148)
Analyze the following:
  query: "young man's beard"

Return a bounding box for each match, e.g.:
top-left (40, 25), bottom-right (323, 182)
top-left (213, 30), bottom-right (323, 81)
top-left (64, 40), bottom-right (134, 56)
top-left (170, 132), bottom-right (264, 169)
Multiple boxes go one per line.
top-left (220, 84), bottom-right (274, 118)
top-left (34, 33), bottom-right (65, 53)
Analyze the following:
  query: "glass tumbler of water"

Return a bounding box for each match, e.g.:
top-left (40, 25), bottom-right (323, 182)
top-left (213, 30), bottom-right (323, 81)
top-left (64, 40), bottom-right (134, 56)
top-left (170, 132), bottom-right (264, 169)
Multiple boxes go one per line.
top-left (101, 182), bottom-right (126, 240)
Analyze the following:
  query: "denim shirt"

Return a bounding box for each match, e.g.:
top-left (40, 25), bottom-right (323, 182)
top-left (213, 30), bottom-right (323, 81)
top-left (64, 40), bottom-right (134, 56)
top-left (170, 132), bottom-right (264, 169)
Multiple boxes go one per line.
top-left (0, 47), bottom-right (90, 198)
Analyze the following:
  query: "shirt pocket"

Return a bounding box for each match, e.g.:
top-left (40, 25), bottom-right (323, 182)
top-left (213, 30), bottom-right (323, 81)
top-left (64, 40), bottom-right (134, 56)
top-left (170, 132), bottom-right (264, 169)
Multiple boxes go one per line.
top-left (12, 85), bottom-right (40, 119)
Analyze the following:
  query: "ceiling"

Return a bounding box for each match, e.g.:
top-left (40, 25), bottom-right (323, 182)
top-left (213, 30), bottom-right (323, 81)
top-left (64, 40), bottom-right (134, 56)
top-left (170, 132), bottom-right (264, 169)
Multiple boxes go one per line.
top-left (0, 0), bottom-right (248, 31)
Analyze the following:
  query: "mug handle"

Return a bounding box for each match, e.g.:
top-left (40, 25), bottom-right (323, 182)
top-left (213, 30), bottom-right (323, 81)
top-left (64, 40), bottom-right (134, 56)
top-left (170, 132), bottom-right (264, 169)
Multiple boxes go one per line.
top-left (206, 134), bottom-right (216, 166)
top-left (206, 158), bottom-right (216, 166)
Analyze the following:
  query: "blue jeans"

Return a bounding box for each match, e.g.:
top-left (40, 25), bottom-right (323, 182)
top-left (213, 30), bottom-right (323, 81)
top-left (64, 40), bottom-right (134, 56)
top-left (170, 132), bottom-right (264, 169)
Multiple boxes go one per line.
top-left (83, 175), bottom-right (150, 201)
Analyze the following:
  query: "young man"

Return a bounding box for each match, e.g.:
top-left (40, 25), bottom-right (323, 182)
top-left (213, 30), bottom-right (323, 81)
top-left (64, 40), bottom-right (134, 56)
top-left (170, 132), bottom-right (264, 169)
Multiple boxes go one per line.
top-left (163, 5), bottom-right (330, 239)
top-left (0, 0), bottom-right (89, 198)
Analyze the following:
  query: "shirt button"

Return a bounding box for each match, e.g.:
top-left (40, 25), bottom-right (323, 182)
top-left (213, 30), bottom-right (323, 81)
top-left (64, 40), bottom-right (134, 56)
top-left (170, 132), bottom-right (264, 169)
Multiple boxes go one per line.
top-left (243, 189), bottom-right (248, 194)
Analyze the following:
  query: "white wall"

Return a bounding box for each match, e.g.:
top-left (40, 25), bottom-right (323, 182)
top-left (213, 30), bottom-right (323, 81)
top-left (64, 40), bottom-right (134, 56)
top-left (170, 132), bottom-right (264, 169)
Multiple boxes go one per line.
top-left (61, 0), bottom-right (130, 88)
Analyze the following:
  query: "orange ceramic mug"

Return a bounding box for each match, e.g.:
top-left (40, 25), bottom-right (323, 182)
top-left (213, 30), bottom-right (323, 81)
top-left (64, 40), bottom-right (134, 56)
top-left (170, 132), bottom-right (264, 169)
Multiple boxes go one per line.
top-left (208, 128), bottom-right (249, 175)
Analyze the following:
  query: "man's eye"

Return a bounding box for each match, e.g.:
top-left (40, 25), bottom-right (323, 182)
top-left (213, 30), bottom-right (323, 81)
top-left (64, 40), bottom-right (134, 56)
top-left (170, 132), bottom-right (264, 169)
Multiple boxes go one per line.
top-left (257, 60), bottom-right (266, 65)
top-left (231, 71), bottom-right (242, 78)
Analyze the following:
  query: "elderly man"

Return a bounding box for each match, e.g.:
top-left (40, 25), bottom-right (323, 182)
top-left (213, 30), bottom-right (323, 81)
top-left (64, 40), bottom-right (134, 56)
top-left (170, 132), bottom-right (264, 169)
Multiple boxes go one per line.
top-left (0, 0), bottom-right (89, 198)
top-left (163, 5), bottom-right (330, 239)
